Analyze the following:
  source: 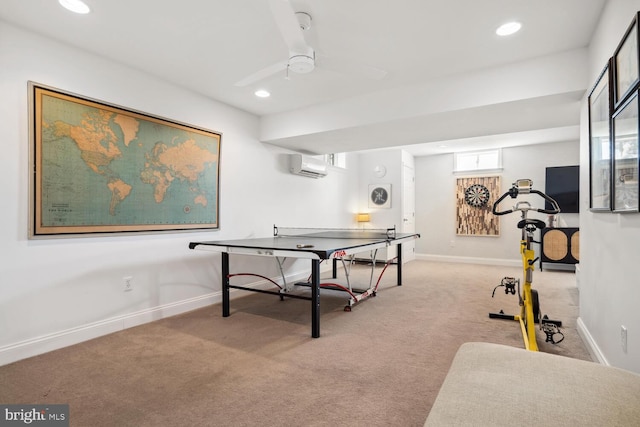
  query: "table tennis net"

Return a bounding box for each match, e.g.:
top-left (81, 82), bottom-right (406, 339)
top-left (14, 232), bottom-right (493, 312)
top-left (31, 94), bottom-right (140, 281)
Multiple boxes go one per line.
top-left (273, 225), bottom-right (397, 239)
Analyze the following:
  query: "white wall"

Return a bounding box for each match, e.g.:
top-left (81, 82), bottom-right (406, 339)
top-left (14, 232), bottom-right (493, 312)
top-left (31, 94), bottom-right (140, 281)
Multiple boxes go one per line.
top-left (358, 150), bottom-right (404, 229)
top-left (414, 140), bottom-right (579, 264)
top-left (579, 0), bottom-right (640, 373)
top-left (0, 21), bottom-right (360, 365)
top-left (357, 149), bottom-right (417, 261)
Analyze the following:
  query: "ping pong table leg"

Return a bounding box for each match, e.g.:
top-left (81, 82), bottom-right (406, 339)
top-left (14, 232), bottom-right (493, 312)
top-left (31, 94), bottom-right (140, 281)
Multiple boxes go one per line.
top-left (397, 243), bottom-right (403, 286)
top-left (311, 259), bottom-right (320, 338)
top-left (222, 252), bottom-right (230, 317)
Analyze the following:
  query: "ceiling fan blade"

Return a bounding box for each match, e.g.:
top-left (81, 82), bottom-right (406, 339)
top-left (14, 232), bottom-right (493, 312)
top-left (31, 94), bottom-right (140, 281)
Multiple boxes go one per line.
top-left (234, 60), bottom-right (288, 87)
top-left (319, 55), bottom-right (388, 81)
top-left (268, 0), bottom-right (309, 54)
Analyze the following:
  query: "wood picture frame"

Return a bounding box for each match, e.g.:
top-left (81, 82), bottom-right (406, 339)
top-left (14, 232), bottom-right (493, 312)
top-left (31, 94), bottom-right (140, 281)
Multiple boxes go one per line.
top-left (612, 91), bottom-right (639, 212)
top-left (29, 82), bottom-right (222, 237)
top-left (588, 62), bottom-right (613, 211)
top-left (455, 176), bottom-right (500, 236)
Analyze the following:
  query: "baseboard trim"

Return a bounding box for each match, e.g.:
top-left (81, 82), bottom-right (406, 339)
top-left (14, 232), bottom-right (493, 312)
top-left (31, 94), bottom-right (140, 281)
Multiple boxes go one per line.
top-left (415, 253), bottom-right (520, 267)
top-left (0, 293), bottom-right (219, 367)
top-left (0, 270), bottom-right (316, 367)
top-left (577, 317), bottom-right (608, 365)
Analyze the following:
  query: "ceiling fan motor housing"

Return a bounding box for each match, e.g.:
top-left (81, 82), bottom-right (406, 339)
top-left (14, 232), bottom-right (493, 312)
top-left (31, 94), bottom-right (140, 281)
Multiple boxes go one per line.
top-left (288, 54), bottom-right (315, 73)
top-left (296, 12), bottom-right (312, 30)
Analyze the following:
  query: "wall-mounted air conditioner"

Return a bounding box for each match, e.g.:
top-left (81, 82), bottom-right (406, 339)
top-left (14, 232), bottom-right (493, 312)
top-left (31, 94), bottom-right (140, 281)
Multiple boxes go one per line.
top-left (289, 154), bottom-right (328, 178)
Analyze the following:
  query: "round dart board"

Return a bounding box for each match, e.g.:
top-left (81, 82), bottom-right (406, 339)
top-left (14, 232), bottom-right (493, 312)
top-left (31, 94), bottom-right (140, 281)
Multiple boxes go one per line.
top-left (464, 184), bottom-right (491, 207)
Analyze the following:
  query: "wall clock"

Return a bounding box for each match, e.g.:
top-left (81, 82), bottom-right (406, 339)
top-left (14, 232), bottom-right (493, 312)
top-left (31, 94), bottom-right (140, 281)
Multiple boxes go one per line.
top-left (373, 164), bottom-right (387, 178)
top-left (464, 184), bottom-right (491, 207)
top-left (369, 184), bottom-right (391, 208)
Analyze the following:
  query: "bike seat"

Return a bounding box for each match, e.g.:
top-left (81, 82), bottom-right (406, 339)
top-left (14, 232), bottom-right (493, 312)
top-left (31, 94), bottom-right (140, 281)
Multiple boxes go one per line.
top-left (517, 219), bottom-right (546, 230)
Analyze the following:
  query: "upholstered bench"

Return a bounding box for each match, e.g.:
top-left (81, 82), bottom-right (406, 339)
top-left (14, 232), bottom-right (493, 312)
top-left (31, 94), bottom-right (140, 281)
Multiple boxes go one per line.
top-left (425, 342), bottom-right (640, 426)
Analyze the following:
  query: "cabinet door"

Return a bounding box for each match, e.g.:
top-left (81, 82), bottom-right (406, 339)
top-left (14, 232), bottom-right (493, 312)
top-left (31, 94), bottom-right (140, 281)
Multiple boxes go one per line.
top-left (543, 230), bottom-right (570, 262)
top-left (541, 228), bottom-right (579, 264)
top-left (570, 231), bottom-right (580, 261)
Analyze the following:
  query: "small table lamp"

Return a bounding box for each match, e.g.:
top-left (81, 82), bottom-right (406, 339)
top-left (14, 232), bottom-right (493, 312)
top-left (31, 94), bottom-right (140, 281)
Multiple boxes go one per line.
top-left (357, 213), bottom-right (370, 229)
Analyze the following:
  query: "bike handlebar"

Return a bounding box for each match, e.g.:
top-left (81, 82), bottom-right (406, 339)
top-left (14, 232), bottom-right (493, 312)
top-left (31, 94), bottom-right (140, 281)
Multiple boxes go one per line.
top-left (492, 182), bottom-right (560, 216)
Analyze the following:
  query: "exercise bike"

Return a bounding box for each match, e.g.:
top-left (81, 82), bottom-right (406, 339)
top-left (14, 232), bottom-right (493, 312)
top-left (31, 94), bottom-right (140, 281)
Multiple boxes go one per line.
top-left (490, 179), bottom-right (564, 352)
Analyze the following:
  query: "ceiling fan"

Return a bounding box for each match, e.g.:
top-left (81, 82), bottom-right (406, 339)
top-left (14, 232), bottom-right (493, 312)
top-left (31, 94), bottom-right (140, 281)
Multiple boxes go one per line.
top-left (234, 0), bottom-right (387, 87)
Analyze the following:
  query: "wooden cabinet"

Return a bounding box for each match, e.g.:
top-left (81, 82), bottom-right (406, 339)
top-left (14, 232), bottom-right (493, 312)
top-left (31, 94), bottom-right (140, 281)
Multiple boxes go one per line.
top-left (540, 227), bottom-right (579, 270)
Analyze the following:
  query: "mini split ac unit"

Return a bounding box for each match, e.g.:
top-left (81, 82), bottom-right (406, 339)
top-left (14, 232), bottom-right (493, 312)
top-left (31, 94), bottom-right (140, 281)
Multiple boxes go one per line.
top-left (289, 154), bottom-right (328, 178)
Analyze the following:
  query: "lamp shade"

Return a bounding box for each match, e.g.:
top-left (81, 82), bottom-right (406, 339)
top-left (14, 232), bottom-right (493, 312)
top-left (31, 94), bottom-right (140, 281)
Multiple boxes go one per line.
top-left (357, 213), bottom-right (370, 222)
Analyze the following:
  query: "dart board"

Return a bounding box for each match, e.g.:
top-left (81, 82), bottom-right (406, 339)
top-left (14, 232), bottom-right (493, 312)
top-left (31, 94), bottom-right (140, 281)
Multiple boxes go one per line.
top-left (456, 176), bottom-right (500, 236)
top-left (464, 184), bottom-right (491, 207)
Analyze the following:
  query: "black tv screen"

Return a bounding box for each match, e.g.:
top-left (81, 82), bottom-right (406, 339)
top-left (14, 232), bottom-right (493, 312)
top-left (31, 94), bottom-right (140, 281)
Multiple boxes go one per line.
top-left (545, 166), bottom-right (580, 213)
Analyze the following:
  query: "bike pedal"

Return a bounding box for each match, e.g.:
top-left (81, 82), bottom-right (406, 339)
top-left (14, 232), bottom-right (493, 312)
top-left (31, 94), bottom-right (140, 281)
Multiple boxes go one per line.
top-left (541, 318), bottom-right (562, 327)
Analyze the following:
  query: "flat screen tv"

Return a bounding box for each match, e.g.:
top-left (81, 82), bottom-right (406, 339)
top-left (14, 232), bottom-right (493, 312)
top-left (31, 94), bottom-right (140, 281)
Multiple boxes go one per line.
top-left (545, 165), bottom-right (580, 213)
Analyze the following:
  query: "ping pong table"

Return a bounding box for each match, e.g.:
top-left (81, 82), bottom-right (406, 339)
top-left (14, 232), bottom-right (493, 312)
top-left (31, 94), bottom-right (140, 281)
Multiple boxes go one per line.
top-left (189, 226), bottom-right (420, 338)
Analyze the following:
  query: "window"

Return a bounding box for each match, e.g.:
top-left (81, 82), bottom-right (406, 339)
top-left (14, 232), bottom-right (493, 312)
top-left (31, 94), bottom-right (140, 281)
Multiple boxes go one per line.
top-left (454, 149), bottom-right (502, 173)
top-left (325, 153), bottom-right (346, 168)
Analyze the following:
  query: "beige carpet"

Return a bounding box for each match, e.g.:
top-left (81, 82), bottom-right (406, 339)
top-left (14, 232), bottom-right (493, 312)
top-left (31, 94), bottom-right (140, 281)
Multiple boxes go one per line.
top-left (0, 261), bottom-right (592, 426)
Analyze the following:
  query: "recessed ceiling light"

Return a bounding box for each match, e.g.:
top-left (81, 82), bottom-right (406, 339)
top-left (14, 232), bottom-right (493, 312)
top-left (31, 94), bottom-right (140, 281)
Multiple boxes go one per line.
top-left (254, 89), bottom-right (270, 98)
top-left (496, 22), bottom-right (521, 36)
top-left (59, 0), bottom-right (91, 14)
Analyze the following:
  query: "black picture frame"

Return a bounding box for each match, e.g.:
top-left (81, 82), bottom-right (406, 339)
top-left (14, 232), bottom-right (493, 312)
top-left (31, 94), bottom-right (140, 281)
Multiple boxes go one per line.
top-left (612, 91), bottom-right (639, 213)
top-left (588, 62), bottom-right (613, 211)
top-left (613, 12), bottom-right (640, 110)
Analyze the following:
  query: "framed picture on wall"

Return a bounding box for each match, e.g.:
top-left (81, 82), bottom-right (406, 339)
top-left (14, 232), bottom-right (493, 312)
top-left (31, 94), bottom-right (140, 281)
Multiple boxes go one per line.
top-left (369, 184), bottom-right (391, 208)
top-left (612, 91), bottom-right (639, 212)
top-left (455, 176), bottom-right (500, 236)
top-left (588, 62), bottom-right (612, 211)
top-left (613, 12), bottom-right (640, 109)
top-left (28, 82), bottom-right (222, 237)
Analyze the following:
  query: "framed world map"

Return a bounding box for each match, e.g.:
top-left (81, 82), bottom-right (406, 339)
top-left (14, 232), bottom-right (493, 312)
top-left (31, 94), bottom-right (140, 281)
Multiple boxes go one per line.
top-left (28, 82), bottom-right (221, 237)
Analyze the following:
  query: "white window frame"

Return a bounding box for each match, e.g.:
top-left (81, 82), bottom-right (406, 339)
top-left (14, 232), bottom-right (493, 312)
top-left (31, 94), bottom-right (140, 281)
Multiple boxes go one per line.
top-left (453, 149), bottom-right (503, 173)
top-left (325, 153), bottom-right (346, 168)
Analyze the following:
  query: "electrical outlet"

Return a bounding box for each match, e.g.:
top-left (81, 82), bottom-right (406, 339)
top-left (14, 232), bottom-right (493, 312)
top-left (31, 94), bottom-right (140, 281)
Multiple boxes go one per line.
top-left (123, 276), bottom-right (133, 292)
top-left (621, 325), bottom-right (628, 353)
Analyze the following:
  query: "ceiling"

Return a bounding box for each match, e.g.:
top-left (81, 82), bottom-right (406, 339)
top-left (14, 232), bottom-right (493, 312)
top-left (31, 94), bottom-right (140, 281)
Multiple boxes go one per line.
top-left (0, 0), bottom-right (607, 155)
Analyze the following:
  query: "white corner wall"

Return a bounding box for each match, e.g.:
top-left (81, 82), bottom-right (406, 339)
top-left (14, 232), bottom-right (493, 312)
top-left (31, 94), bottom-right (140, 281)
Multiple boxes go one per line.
top-left (0, 21), bottom-right (360, 365)
top-left (579, 0), bottom-right (640, 373)
top-left (414, 140), bottom-right (579, 264)
top-left (357, 150), bottom-right (404, 229)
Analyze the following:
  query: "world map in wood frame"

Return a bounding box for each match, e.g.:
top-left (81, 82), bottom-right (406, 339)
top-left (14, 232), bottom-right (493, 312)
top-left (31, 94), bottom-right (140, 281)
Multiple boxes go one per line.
top-left (29, 82), bottom-right (221, 237)
top-left (456, 176), bottom-right (500, 236)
